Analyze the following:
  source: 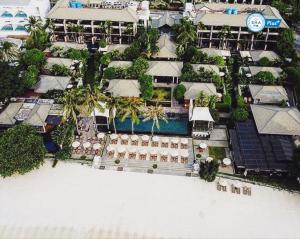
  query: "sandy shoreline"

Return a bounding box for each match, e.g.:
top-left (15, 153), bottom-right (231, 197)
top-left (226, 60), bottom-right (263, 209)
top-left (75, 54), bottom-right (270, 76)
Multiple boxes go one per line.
top-left (1, 162), bottom-right (300, 239)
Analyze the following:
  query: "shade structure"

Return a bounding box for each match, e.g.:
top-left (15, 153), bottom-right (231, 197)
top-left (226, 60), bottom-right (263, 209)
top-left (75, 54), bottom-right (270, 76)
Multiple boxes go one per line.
top-left (162, 137), bottom-right (169, 143)
top-left (121, 134), bottom-right (129, 140)
top-left (150, 149), bottom-right (157, 155)
top-left (106, 145), bottom-right (114, 152)
top-left (83, 142), bottom-right (91, 148)
top-left (233, 181), bottom-right (243, 188)
top-left (171, 138), bottom-right (179, 144)
top-left (128, 148), bottom-right (137, 153)
top-left (93, 143), bottom-right (101, 150)
top-left (97, 133), bottom-right (105, 139)
top-left (117, 146), bottom-right (126, 153)
top-left (152, 136), bottom-right (160, 142)
top-left (246, 73), bottom-right (252, 78)
top-left (131, 134), bottom-right (139, 141)
top-left (141, 135), bottom-right (150, 141)
top-left (139, 149), bottom-right (147, 155)
top-left (206, 156), bottom-right (213, 162)
top-left (193, 163), bottom-right (199, 171)
top-left (189, 107), bottom-right (214, 122)
top-left (181, 150), bottom-right (189, 158)
top-left (199, 143), bottom-right (207, 149)
top-left (223, 158), bottom-right (231, 166)
top-left (170, 150), bottom-right (179, 157)
top-left (72, 141), bottom-right (80, 148)
top-left (181, 138), bottom-right (188, 145)
top-left (110, 134), bottom-right (118, 140)
top-left (160, 150), bottom-right (168, 156)
top-left (218, 178), bottom-right (228, 187)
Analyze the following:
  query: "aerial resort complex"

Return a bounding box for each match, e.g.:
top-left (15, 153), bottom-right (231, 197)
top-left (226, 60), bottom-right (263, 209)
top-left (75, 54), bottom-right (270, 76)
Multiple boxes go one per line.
top-left (0, 0), bottom-right (300, 237)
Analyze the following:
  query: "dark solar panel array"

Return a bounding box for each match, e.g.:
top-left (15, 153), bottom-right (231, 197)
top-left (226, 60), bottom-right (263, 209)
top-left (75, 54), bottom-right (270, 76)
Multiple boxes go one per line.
top-left (231, 120), bottom-right (293, 172)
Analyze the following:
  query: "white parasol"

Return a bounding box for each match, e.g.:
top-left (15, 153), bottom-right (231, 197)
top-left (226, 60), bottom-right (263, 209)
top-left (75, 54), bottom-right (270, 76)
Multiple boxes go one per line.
top-left (206, 156), bottom-right (213, 162)
top-left (97, 133), bottom-right (105, 139)
top-left (110, 134), bottom-right (118, 140)
top-left (72, 141), bottom-right (80, 148)
top-left (223, 158), bottom-right (231, 166)
top-left (181, 138), bottom-right (188, 145)
top-left (199, 143), bottom-right (207, 149)
top-left (218, 178), bottom-right (228, 187)
top-left (117, 146), bottom-right (126, 153)
top-left (171, 138), bottom-right (179, 144)
top-left (83, 142), bottom-right (91, 148)
top-left (234, 181), bottom-right (243, 188)
top-left (93, 143), bottom-right (101, 150)
top-left (150, 149), bottom-right (157, 155)
top-left (139, 149), bottom-right (147, 155)
top-left (171, 150), bottom-right (179, 157)
top-left (131, 134), bottom-right (139, 141)
top-left (141, 135), bottom-right (150, 141)
top-left (152, 136), bottom-right (160, 142)
top-left (121, 134), bottom-right (129, 140)
top-left (181, 150), bottom-right (189, 158)
top-left (161, 137), bottom-right (169, 143)
top-left (128, 148), bottom-right (137, 153)
top-left (106, 145), bottom-right (114, 152)
top-left (160, 150), bottom-right (168, 156)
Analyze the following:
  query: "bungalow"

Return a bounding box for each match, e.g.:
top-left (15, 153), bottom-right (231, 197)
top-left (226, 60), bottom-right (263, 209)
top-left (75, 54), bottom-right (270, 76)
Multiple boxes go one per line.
top-left (181, 82), bottom-right (217, 100)
top-left (240, 66), bottom-right (283, 78)
top-left (200, 48), bottom-right (231, 59)
top-left (0, 99), bottom-right (62, 133)
top-left (150, 10), bottom-right (182, 34)
top-left (147, 61), bottom-right (183, 84)
top-left (152, 34), bottom-right (177, 60)
top-left (45, 57), bottom-right (75, 70)
top-left (106, 79), bottom-right (140, 97)
top-left (107, 60), bottom-right (132, 68)
top-left (240, 50), bottom-right (280, 63)
top-left (250, 105), bottom-right (300, 136)
top-left (99, 44), bottom-right (130, 54)
top-left (248, 85), bottom-right (288, 105)
top-left (34, 75), bottom-right (72, 94)
top-left (44, 41), bottom-right (88, 57)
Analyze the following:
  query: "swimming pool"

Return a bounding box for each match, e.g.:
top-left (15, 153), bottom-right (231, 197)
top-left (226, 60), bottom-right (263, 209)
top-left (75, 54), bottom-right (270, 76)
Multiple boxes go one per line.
top-left (115, 118), bottom-right (189, 135)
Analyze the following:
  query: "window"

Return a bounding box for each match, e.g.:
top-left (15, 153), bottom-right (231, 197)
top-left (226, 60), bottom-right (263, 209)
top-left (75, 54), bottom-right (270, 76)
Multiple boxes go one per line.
top-left (1, 24), bottom-right (14, 31)
top-left (15, 25), bottom-right (26, 31)
top-left (15, 11), bottom-right (27, 18)
top-left (1, 11), bottom-right (13, 18)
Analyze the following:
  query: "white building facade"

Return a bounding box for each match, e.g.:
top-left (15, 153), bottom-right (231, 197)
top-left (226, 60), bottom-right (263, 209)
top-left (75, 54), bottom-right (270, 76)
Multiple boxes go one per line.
top-left (0, 0), bottom-right (50, 38)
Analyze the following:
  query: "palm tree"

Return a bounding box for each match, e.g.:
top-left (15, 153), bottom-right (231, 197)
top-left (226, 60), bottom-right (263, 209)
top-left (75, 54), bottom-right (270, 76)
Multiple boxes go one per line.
top-left (218, 25), bottom-right (231, 49)
top-left (118, 97), bottom-right (144, 134)
top-left (105, 95), bottom-right (121, 134)
top-left (60, 88), bottom-right (84, 133)
top-left (175, 18), bottom-right (197, 51)
top-left (197, 21), bottom-right (206, 47)
top-left (68, 23), bottom-right (84, 43)
top-left (142, 104), bottom-right (168, 136)
top-left (0, 41), bottom-right (19, 62)
top-left (80, 85), bottom-right (106, 131)
top-left (195, 91), bottom-right (209, 107)
top-left (25, 16), bottom-right (43, 39)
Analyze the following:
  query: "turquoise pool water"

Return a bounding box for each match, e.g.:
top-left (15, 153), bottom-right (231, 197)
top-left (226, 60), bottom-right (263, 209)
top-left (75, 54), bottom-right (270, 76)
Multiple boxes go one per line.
top-left (115, 118), bottom-right (189, 135)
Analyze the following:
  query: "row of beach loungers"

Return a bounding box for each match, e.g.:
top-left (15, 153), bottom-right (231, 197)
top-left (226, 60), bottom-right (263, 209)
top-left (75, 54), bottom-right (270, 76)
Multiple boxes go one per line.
top-left (217, 181), bottom-right (252, 196)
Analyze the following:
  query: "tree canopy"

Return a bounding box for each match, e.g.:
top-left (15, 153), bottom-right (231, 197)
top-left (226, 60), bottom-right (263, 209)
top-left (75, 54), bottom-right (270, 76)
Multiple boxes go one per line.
top-left (0, 124), bottom-right (46, 177)
top-left (276, 28), bottom-right (296, 59)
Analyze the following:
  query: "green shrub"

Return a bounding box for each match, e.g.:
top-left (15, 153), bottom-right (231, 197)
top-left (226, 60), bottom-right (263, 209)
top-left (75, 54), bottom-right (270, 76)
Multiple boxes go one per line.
top-left (103, 67), bottom-right (117, 79)
top-left (80, 155), bottom-right (87, 161)
top-left (99, 39), bottom-right (107, 48)
top-left (174, 84), bottom-right (186, 102)
top-left (152, 164), bottom-right (158, 169)
top-left (21, 48), bottom-right (46, 69)
top-left (233, 107), bottom-right (249, 122)
top-left (223, 94), bottom-right (232, 105)
top-left (236, 95), bottom-right (246, 108)
top-left (23, 65), bottom-right (39, 88)
top-left (51, 64), bottom-right (70, 76)
top-left (258, 57), bottom-right (271, 66)
top-left (115, 159), bottom-right (120, 164)
top-left (132, 57), bottom-right (149, 78)
top-left (199, 160), bottom-right (219, 182)
top-left (253, 71), bottom-right (276, 85)
top-left (196, 154), bottom-right (202, 159)
top-left (138, 74), bottom-right (153, 100)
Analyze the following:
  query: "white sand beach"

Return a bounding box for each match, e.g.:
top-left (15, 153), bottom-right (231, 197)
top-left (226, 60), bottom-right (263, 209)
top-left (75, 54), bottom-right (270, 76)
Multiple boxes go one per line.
top-left (1, 162), bottom-right (300, 239)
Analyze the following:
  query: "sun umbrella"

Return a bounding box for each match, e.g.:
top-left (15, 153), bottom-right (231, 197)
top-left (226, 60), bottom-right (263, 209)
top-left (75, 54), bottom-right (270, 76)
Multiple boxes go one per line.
top-left (150, 149), bottom-right (157, 155)
top-left (234, 181), bottom-right (243, 188)
top-left (83, 142), bottom-right (91, 148)
top-left (181, 150), bottom-right (189, 158)
top-left (181, 138), bottom-right (188, 145)
top-left (141, 135), bottom-right (149, 141)
top-left (128, 148), bottom-right (137, 153)
top-left (117, 146), bottom-right (126, 153)
top-left (171, 150), bottom-right (179, 157)
top-left (223, 158), bottom-right (231, 166)
top-left (162, 137), bottom-right (169, 143)
top-left (199, 143), bottom-right (207, 149)
top-left (97, 133), bottom-right (105, 139)
top-left (131, 134), bottom-right (139, 141)
top-left (72, 141), bottom-right (80, 148)
top-left (219, 178), bottom-right (228, 187)
top-left (139, 149), bottom-right (147, 155)
top-left (110, 134), bottom-right (118, 140)
top-left (193, 163), bottom-right (199, 171)
top-left (152, 136), bottom-right (160, 142)
top-left (160, 150), bottom-right (168, 156)
top-left (93, 143), bottom-right (101, 150)
top-left (106, 145), bottom-right (114, 152)
top-left (171, 138), bottom-right (179, 144)
top-left (121, 134), bottom-right (129, 140)
top-left (206, 156), bottom-right (213, 162)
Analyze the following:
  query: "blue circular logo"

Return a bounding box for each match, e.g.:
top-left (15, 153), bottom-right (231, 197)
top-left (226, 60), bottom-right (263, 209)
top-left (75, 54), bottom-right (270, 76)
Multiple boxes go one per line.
top-left (246, 13), bottom-right (265, 32)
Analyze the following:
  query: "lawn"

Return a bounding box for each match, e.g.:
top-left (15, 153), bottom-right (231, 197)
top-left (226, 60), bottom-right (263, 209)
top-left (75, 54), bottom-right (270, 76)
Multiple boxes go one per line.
top-left (208, 146), bottom-right (226, 160)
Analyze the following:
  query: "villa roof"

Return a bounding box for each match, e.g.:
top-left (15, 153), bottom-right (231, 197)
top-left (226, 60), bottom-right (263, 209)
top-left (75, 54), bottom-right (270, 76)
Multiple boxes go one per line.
top-left (249, 84), bottom-right (288, 104)
top-left (0, 38), bottom-right (23, 49)
top-left (146, 61), bottom-right (183, 77)
top-left (152, 34), bottom-right (177, 59)
top-left (250, 105), bottom-right (300, 136)
top-left (191, 64), bottom-right (220, 75)
top-left (34, 75), bottom-right (71, 94)
top-left (191, 3), bottom-right (288, 28)
top-left (106, 44), bottom-right (130, 54)
top-left (200, 48), bottom-right (231, 58)
top-left (25, 104), bottom-right (52, 127)
top-left (0, 103), bottom-right (23, 125)
top-left (45, 57), bottom-right (74, 69)
top-left (93, 102), bottom-right (110, 118)
top-left (47, 0), bottom-right (139, 22)
top-left (248, 66), bottom-right (282, 78)
top-left (108, 61), bottom-right (133, 68)
top-left (240, 51), bottom-right (280, 62)
top-left (150, 11), bottom-right (182, 28)
top-left (181, 82), bottom-right (217, 100)
top-left (189, 107), bottom-right (214, 122)
top-left (106, 79), bottom-right (140, 97)
top-left (45, 42), bottom-right (87, 52)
